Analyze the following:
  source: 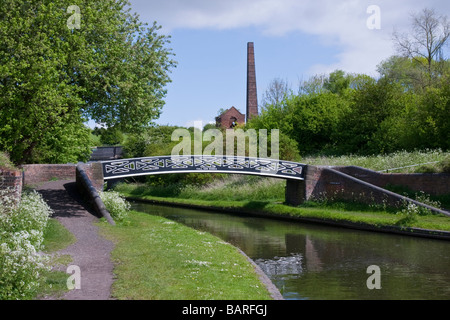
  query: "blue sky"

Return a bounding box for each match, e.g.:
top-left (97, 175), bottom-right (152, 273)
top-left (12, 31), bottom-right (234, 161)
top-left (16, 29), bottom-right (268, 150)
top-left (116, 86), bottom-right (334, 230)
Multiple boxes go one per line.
top-left (124, 0), bottom-right (449, 129)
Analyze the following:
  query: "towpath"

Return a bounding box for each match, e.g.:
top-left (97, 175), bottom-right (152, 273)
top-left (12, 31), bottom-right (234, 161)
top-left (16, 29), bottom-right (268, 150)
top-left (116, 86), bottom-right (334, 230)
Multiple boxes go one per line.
top-left (35, 180), bottom-right (114, 300)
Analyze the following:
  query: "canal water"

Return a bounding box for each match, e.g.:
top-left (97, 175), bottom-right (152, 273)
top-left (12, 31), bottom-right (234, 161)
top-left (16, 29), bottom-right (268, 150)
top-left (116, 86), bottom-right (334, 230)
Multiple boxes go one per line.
top-left (131, 202), bottom-right (450, 300)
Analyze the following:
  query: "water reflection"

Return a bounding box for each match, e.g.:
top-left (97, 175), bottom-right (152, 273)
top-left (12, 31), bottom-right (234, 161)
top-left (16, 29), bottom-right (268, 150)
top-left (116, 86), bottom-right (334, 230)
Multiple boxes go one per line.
top-left (131, 202), bottom-right (450, 300)
top-left (255, 253), bottom-right (303, 278)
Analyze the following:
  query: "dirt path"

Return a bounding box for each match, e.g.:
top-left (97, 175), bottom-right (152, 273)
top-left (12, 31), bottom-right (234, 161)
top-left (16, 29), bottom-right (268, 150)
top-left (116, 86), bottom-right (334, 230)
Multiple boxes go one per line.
top-left (36, 180), bottom-right (114, 300)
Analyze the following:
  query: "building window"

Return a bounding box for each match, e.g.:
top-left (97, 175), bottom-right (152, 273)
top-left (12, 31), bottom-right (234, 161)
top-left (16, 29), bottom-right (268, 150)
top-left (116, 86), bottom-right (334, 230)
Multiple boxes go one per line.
top-left (230, 117), bottom-right (237, 128)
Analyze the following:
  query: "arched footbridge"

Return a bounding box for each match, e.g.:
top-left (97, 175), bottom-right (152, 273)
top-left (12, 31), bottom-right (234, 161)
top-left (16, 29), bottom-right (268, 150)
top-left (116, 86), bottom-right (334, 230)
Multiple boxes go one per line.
top-left (101, 155), bottom-right (306, 181)
top-left (75, 155), bottom-right (307, 225)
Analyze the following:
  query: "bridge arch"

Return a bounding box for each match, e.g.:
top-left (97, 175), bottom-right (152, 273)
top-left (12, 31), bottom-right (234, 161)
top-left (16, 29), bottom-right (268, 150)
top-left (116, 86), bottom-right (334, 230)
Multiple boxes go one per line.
top-left (101, 155), bottom-right (306, 181)
top-left (101, 155), bottom-right (307, 206)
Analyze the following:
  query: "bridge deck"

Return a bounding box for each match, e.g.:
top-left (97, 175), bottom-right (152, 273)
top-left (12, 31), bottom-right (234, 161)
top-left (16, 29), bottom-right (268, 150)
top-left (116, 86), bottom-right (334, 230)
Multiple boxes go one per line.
top-left (101, 155), bottom-right (305, 181)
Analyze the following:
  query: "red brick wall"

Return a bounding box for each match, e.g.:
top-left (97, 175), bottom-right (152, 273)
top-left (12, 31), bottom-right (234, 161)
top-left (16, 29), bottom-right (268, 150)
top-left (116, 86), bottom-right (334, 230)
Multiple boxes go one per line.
top-left (216, 107), bottom-right (245, 128)
top-left (304, 165), bottom-right (450, 214)
top-left (0, 168), bottom-right (23, 204)
top-left (22, 164), bottom-right (76, 186)
top-left (77, 162), bottom-right (104, 191)
top-left (335, 166), bottom-right (450, 196)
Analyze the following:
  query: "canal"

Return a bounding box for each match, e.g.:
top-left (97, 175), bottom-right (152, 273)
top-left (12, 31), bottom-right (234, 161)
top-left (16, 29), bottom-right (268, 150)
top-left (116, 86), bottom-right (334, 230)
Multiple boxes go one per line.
top-left (131, 201), bottom-right (450, 300)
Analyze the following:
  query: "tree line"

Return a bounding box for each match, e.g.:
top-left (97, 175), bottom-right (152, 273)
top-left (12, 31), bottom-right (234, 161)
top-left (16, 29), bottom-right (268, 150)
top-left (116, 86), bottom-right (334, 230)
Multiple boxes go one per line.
top-left (250, 8), bottom-right (449, 157)
top-left (0, 4), bottom-right (448, 165)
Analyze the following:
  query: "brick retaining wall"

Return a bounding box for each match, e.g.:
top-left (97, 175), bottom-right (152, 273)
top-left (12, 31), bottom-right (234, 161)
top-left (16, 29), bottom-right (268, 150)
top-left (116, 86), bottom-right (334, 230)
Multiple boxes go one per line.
top-left (0, 168), bottom-right (23, 205)
top-left (306, 166), bottom-right (450, 200)
top-left (303, 165), bottom-right (450, 216)
top-left (22, 164), bottom-right (76, 186)
top-left (335, 166), bottom-right (450, 196)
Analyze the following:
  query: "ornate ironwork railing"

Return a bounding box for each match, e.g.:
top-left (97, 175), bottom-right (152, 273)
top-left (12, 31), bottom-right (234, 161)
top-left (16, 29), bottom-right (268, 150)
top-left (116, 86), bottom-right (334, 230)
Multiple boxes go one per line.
top-left (101, 155), bottom-right (305, 180)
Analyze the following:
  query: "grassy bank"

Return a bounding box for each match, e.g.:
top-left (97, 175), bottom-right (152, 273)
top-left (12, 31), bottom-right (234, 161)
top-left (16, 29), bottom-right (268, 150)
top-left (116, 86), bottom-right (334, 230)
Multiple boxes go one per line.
top-left (97, 210), bottom-right (274, 300)
top-left (113, 175), bottom-right (450, 234)
top-left (303, 149), bottom-right (450, 173)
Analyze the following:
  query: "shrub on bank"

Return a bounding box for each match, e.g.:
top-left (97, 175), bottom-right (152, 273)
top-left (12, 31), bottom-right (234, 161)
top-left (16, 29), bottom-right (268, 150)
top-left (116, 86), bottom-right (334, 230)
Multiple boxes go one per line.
top-left (0, 190), bottom-right (52, 299)
top-left (99, 191), bottom-right (130, 222)
top-left (439, 156), bottom-right (450, 173)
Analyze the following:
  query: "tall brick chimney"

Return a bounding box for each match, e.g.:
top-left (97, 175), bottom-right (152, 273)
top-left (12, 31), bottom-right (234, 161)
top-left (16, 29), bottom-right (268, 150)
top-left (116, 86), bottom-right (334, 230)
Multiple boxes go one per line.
top-left (246, 42), bottom-right (258, 122)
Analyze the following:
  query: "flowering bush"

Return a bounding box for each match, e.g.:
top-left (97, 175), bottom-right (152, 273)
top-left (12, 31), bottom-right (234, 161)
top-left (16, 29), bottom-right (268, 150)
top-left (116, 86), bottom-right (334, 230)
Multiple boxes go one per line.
top-left (1, 190), bottom-right (52, 248)
top-left (414, 191), bottom-right (441, 215)
top-left (99, 191), bottom-right (130, 222)
top-left (0, 190), bottom-right (52, 299)
top-left (396, 202), bottom-right (419, 227)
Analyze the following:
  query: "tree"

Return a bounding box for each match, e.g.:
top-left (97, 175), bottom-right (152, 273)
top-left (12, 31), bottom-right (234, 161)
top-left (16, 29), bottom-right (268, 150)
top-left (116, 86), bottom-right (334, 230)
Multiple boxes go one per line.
top-left (393, 8), bottom-right (449, 84)
top-left (261, 78), bottom-right (291, 109)
top-left (249, 89), bottom-right (349, 155)
top-left (413, 75), bottom-right (450, 150)
top-left (335, 77), bottom-right (405, 154)
top-left (298, 74), bottom-right (327, 96)
top-left (32, 119), bottom-right (93, 164)
top-left (323, 70), bottom-right (351, 95)
top-left (123, 125), bottom-right (182, 158)
top-left (0, 0), bottom-right (176, 164)
top-left (377, 56), bottom-right (428, 91)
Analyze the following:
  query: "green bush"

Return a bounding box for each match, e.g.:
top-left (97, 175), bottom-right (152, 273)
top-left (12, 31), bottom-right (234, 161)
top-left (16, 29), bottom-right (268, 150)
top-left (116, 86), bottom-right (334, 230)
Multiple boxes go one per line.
top-left (0, 151), bottom-right (15, 169)
top-left (439, 156), bottom-right (450, 173)
top-left (414, 191), bottom-right (442, 215)
top-left (396, 202), bottom-right (419, 226)
top-left (99, 191), bottom-right (130, 222)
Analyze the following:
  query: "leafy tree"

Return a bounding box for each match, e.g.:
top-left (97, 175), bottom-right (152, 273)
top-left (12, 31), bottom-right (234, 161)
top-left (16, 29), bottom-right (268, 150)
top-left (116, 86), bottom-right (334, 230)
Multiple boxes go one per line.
top-left (335, 77), bottom-right (405, 154)
top-left (203, 123), bottom-right (218, 131)
top-left (323, 70), bottom-right (351, 95)
top-left (0, 0), bottom-right (176, 164)
top-left (298, 74), bottom-right (327, 96)
top-left (413, 75), bottom-right (450, 150)
top-left (31, 119), bottom-right (93, 164)
top-left (378, 55), bottom-right (450, 92)
top-left (249, 91), bottom-right (349, 155)
top-left (123, 125), bottom-right (182, 158)
top-left (97, 126), bottom-right (124, 146)
top-left (290, 92), bottom-right (349, 154)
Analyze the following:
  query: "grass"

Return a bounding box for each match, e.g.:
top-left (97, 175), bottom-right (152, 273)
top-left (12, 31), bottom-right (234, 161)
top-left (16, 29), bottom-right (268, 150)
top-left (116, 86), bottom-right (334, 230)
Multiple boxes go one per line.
top-left (35, 218), bottom-right (76, 299)
top-left (119, 175), bottom-right (286, 202)
top-left (97, 211), bottom-right (273, 300)
top-left (303, 149), bottom-right (450, 173)
top-left (42, 218), bottom-right (76, 252)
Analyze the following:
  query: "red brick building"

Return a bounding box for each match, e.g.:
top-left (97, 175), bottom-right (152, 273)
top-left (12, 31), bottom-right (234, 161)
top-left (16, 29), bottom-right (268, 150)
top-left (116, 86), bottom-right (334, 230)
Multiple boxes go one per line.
top-left (215, 106), bottom-right (245, 128)
top-left (215, 42), bottom-right (259, 129)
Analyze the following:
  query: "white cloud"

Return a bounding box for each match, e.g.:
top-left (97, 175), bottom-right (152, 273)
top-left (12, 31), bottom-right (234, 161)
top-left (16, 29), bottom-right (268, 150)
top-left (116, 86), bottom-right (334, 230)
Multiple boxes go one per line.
top-left (129, 0), bottom-right (449, 75)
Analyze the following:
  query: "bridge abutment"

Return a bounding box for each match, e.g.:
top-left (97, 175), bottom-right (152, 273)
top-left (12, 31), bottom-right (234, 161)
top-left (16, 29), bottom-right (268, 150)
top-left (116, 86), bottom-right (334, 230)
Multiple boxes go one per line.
top-left (285, 179), bottom-right (306, 206)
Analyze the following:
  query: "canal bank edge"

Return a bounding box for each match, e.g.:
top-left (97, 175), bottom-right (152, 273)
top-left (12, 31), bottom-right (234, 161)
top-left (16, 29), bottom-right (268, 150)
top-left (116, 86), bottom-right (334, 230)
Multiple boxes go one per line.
top-left (236, 248), bottom-right (284, 300)
top-left (125, 197), bottom-right (450, 241)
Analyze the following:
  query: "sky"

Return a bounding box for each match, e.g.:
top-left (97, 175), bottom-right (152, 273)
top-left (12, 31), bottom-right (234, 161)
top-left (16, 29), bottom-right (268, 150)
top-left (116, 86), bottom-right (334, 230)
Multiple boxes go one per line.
top-left (124, 0), bottom-right (450, 129)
